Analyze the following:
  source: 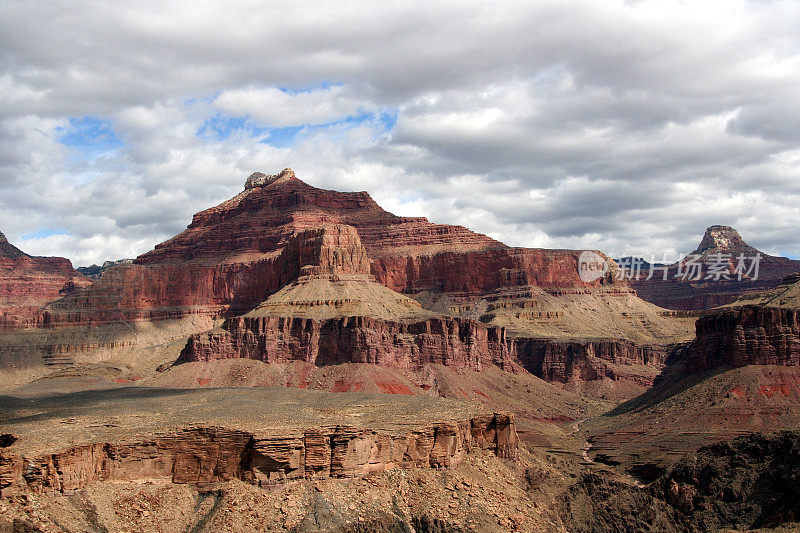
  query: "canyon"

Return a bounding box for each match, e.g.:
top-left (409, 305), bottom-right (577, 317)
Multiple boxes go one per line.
top-left (582, 276), bottom-right (800, 483)
top-left (3, 169), bottom-right (800, 532)
top-left (1, 169), bottom-right (694, 395)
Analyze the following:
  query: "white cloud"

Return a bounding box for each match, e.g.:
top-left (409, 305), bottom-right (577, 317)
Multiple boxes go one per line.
top-left (214, 85), bottom-right (373, 127)
top-left (0, 0), bottom-right (799, 265)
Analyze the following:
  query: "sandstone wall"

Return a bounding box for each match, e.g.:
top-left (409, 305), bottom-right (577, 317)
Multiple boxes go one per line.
top-left (690, 306), bottom-right (800, 372)
top-left (515, 338), bottom-right (668, 384)
top-left (0, 255), bottom-right (88, 329)
top-left (178, 315), bottom-right (517, 372)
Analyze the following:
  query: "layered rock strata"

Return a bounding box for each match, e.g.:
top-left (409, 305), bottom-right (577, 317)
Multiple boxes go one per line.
top-left (0, 231), bottom-right (89, 329)
top-left (0, 414), bottom-right (518, 495)
top-left (516, 338), bottom-right (669, 385)
top-left (178, 315), bottom-right (518, 372)
top-left (177, 224), bottom-right (518, 373)
top-left (690, 306), bottom-right (800, 372)
top-left (3, 171), bottom-right (691, 393)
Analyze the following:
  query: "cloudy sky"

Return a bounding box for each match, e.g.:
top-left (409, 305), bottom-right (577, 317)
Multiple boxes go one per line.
top-left (1, 0), bottom-right (799, 266)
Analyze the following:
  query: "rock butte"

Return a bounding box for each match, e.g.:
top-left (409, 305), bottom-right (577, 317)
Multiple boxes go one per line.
top-left (628, 225), bottom-right (800, 310)
top-left (41, 167), bottom-right (619, 326)
top-left (1, 169), bottom-right (695, 393)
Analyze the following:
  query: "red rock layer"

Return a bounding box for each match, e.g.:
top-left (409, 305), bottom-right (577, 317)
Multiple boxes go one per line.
top-left (690, 306), bottom-right (800, 372)
top-left (0, 232), bottom-right (89, 329)
top-left (0, 415), bottom-right (518, 495)
top-left (515, 338), bottom-right (668, 384)
top-left (178, 315), bottom-right (517, 373)
top-left (276, 224), bottom-right (371, 278)
top-left (41, 170), bottom-right (618, 326)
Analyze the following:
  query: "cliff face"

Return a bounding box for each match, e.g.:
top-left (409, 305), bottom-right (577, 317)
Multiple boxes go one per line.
top-left (0, 231), bottom-right (89, 329)
top-left (179, 315), bottom-right (517, 373)
top-left (0, 414), bottom-right (518, 495)
top-left (175, 224), bottom-right (517, 374)
top-left (690, 306), bottom-right (800, 372)
top-left (516, 338), bottom-right (668, 385)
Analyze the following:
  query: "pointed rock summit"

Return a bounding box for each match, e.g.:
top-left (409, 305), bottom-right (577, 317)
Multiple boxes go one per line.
top-left (629, 224), bottom-right (800, 310)
top-left (691, 225), bottom-right (760, 256)
top-left (0, 230), bottom-right (26, 259)
top-left (0, 229), bottom-right (90, 327)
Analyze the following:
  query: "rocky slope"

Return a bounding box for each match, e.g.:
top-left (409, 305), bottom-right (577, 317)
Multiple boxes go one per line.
top-left (583, 359), bottom-right (800, 480)
top-left (581, 279), bottom-right (800, 479)
top-left (0, 231), bottom-right (89, 329)
top-left (628, 225), bottom-right (800, 310)
top-left (561, 431), bottom-right (800, 532)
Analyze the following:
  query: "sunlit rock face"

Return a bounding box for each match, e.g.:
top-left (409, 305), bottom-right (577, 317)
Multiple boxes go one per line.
top-left (0, 231), bottom-right (89, 329)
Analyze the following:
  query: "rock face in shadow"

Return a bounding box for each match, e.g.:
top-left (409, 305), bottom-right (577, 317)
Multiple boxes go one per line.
top-left (0, 414), bottom-right (519, 495)
top-left (561, 432), bottom-right (800, 532)
top-left (516, 338), bottom-right (670, 385)
top-left (655, 431), bottom-right (800, 530)
top-left (0, 231), bottom-right (89, 329)
top-left (690, 305), bottom-right (800, 372)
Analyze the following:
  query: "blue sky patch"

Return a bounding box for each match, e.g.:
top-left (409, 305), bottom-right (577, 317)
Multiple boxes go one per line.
top-left (20, 228), bottom-right (68, 241)
top-left (200, 107), bottom-right (399, 148)
top-left (262, 125), bottom-right (305, 148)
top-left (56, 117), bottom-right (123, 160)
top-left (196, 114), bottom-right (267, 141)
top-left (276, 81), bottom-right (341, 95)
top-left (378, 110), bottom-right (398, 131)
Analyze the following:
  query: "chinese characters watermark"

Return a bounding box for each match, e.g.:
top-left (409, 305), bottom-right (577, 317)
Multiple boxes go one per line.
top-left (612, 253), bottom-right (762, 282)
